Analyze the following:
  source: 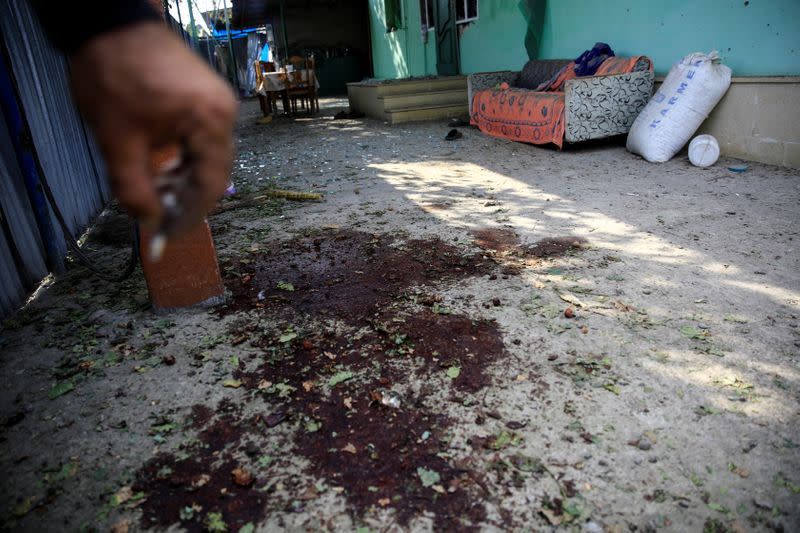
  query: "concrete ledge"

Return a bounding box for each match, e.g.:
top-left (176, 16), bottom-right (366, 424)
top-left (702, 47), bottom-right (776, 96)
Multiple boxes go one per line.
top-left (655, 77), bottom-right (800, 169)
top-left (656, 76), bottom-right (800, 84)
top-left (347, 76), bottom-right (469, 124)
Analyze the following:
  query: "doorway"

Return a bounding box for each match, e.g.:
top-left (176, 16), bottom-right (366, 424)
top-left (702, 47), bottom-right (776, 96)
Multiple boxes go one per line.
top-left (433, 0), bottom-right (459, 76)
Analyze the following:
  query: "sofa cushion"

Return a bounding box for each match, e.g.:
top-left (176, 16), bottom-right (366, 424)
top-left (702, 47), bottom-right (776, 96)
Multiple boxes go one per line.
top-left (594, 55), bottom-right (652, 76)
top-left (470, 88), bottom-right (567, 148)
top-left (517, 59), bottom-right (572, 90)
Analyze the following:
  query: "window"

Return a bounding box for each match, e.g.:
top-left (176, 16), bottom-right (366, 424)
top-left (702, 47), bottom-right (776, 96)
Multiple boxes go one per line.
top-left (384, 0), bottom-right (402, 32)
top-left (455, 0), bottom-right (478, 24)
top-left (420, 0), bottom-right (434, 32)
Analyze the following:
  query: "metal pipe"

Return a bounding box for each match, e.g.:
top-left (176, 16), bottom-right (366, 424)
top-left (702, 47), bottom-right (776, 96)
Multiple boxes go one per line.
top-left (222, 0), bottom-right (240, 93)
top-left (280, 0), bottom-right (289, 64)
top-left (175, 0), bottom-right (188, 44)
top-left (187, 0), bottom-right (200, 49)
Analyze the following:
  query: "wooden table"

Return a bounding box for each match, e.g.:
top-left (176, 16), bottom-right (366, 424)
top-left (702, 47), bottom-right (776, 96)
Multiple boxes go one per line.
top-left (256, 70), bottom-right (318, 114)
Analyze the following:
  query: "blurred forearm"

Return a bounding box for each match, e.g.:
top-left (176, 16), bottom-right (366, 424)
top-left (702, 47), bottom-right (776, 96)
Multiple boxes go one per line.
top-left (29, 0), bottom-right (161, 53)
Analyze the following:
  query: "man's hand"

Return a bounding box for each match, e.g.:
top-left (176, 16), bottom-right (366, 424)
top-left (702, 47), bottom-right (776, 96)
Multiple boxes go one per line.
top-left (69, 22), bottom-right (238, 232)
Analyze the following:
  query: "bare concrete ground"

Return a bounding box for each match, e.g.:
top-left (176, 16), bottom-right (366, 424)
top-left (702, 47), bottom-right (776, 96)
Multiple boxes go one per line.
top-left (1, 97), bottom-right (798, 533)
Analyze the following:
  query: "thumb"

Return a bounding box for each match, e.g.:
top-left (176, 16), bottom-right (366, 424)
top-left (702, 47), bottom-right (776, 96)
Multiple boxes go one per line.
top-left (102, 133), bottom-right (162, 226)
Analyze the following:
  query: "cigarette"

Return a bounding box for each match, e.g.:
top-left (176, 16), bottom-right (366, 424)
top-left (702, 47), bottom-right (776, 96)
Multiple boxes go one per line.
top-left (149, 233), bottom-right (167, 262)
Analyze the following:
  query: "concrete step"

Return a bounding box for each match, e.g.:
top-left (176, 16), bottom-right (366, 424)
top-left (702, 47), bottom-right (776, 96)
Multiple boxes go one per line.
top-left (376, 76), bottom-right (467, 97)
top-left (385, 102), bottom-right (469, 124)
top-left (381, 89), bottom-right (468, 111)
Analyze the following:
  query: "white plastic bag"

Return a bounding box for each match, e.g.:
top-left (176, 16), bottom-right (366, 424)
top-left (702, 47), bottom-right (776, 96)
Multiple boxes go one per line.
top-left (626, 51), bottom-right (731, 163)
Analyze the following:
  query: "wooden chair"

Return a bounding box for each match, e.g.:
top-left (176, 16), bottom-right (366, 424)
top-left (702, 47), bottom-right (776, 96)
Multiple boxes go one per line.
top-left (254, 60), bottom-right (269, 116)
top-left (255, 61), bottom-right (285, 115)
top-left (286, 57), bottom-right (319, 114)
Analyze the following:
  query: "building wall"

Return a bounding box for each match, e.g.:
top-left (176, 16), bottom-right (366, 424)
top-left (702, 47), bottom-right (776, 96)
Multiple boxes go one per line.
top-left (366, 0), bottom-right (799, 168)
top-left (458, 0), bottom-right (542, 74)
top-left (538, 0), bottom-right (800, 77)
top-left (371, 0), bottom-right (800, 78)
top-left (368, 0), bottom-right (437, 79)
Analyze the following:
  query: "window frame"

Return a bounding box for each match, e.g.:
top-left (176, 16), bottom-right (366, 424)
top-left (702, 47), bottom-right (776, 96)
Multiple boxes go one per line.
top-left (455, 0), bottom-right (478, 25)
top-left (420, 0), bottom-right (434, 32)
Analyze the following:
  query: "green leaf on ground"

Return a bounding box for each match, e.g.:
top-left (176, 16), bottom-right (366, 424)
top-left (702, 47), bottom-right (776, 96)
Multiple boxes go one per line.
top-left (708, 502), bottom-right (729, 514)
top-left (491, 431), bottom-right (523, 450)
top-left (539, 304), bottom-right (562, 319)
top-left (417, 467), bottom-right (440, 487)
top-left (694, 405), bottom-right (718, 416)
top-left (223, 379), bottom-right (242, 388)
top-left (12, 496), bottom-right (36, 518)
top-left (691, 473), bottom-right (705, 487)
top-left (431, 303), bottom-right (451, 315)
top-left (276, 281), bottom-right (295, 292)
top-left (304, 418), bottom-right (321, 433)
top-left (151, 422), bottom-right (177, 434)
top-left (329, 371), bottom-right (353, 387)
top-left (604, 383), bottom-right (621, 395)
top-left (205, 511), bottom-right (227, 532)
top-left (563, 501), bottom-right (581, 517)
top-left (273, 383), bottom-right (296, 398)
top-left (697, 345), bottom-right (726, 357)
top-left (680, 326), bottom-right (709, 340)
top-left (775, 473), bottom-right (800, 494)
top-left (446, 366), bottom-right (461, 379)
top-left (48, 381), bottom-right (75, 400)
top-left (510, 454), bottom-right (544, 474)
top-left (278, 331), bottom-right (298, 343)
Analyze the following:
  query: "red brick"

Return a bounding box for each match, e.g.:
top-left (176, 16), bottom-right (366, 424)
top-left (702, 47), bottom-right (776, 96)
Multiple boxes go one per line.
top-left (139, 220), bottom-right (225, 312)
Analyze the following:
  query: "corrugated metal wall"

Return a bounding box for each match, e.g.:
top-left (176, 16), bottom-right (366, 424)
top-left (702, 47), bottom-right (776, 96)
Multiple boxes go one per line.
top-left (0, 0), bottom-right (109, 318)
top-left (0, 105), bottom-right (48, 310)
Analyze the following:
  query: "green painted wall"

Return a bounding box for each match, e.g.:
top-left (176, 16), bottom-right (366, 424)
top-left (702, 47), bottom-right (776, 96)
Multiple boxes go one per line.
top-left (368, 0), bottom-right (437, 79)
top-left (458, 0), bottom-right (543, 74)
top-left (538, 0), bottom-right (800, 77)
top-left (369, 0), bottom-right (800, 79)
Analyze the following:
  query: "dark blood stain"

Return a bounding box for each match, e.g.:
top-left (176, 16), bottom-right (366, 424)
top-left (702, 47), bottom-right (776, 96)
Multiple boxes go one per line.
top-left (472, 228), bottom-right (520, 252)
top-left (219, 230), bottom-right (492, 320)
top-left (294, 379), bottom-right (487, 528)
top-left (134, 406), bottom-right (268, 532)
top-left (225, 308), bottom-right (498, 529)
top-left (401, 310), bottom-right (506, 393)
top-left (523, 237), bottom-right (587, 258)
top-left (136, 230), bottom-right (551, 530)
top-left (187, 404), bottom-right (212, 429)
top-left (471, 228), bottom-right (587, 261)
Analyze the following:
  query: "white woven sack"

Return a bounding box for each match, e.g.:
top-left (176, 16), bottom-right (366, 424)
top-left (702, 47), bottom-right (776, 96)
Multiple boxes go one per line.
top-left (627, 51), bottom-right (731, 163)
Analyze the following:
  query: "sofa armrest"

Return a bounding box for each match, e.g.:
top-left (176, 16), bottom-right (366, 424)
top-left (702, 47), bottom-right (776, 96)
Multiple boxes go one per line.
top-left (563, 70), bottom-right (654, 143)
top-left (467, 70), bottom-right (519, 111)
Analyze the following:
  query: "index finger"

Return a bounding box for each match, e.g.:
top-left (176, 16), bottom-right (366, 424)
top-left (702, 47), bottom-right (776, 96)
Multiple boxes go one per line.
top-left (172, 101), bottom-right (237, 234)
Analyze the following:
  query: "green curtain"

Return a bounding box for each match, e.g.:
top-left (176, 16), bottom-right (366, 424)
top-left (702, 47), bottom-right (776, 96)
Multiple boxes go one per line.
top-left (384, 0), bottom-right (402, 32)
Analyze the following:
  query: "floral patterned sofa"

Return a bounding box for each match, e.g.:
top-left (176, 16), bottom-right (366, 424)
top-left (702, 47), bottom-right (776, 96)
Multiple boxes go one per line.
top-left (468, 57), bottom-right (654, 148)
